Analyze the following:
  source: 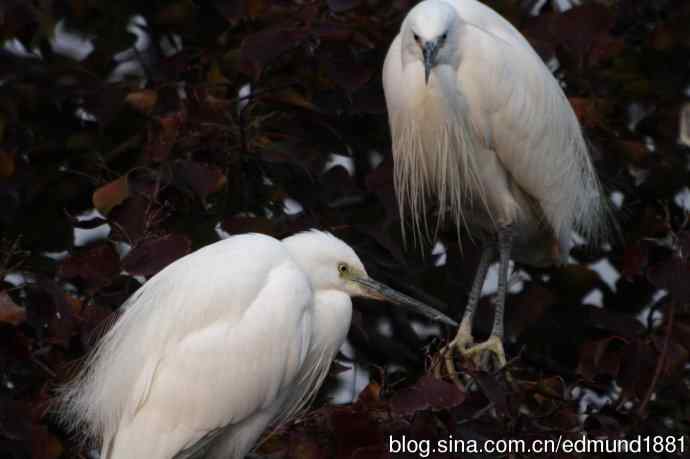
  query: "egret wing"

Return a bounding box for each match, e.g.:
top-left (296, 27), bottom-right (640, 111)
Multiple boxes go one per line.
top-left (450, 0), bottom-right (608, 243)
top-left (108, 260), bottom-right (314, 458)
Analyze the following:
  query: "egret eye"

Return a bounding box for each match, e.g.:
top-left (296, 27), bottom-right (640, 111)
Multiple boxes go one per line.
top-left (440, 33), bottom-right (447, 41)
top-left (413, 33), bottom-right (420, 43)
top-left (337, 263), bottom-right (349, 274)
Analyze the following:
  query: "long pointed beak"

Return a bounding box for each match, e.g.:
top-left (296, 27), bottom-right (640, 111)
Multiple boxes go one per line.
top-left (354, 276), bottom-right (457, 327)
top-left (422, 41), bottom-right (437, 85)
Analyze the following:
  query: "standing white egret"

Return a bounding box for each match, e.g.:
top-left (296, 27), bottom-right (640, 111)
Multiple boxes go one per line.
top-left (56, 230), bottom-right (455, 459)
top-left (383, 0), bottom-right (613, 370)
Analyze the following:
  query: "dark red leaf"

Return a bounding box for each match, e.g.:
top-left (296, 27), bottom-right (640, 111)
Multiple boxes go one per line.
top-left (122, 234), bottom-right (192, 277)
top-left (322, 48), bottom-right (373, 94)
top-left (213, 0), bottom-right (268, 22)
top-left (239, 28), bottom-right (308, 79)
top-left (24, 281), bottom-right (77, 347)
top-left (0, 398), bottom-right (31, 440)
top-left (145, 113), bottom-right (186, 162)
top-left (621, 242), bottom-right (649, 281)
top-left (472, 372), bottom-right (510, 417)
top-left (618, 339), bottom-right (656, 401)
top-left (329, 406), bottom-right (384, 459)
top-left (0, 291), bottom-right (25, 325)
top-left (93, 176), bottom-right (129, 215)
top-left (31, 425), bottom-right (64, 459)
top-left (173, 160), bottom-right (227, 201)
top-left (577, 336), bottom-right (626, 381)
top-left (647, 255), bottom-right (690, 304)
top-left (327, 0), bottom-right (361, 13)
top-left (221, 215), bottom-right (277, 236)
top-left (108, 195), bottom-right (153, 243)
top-left (389, 374), bottom-right (465, 416)
top-left (59, 244), bottom-right (121, 291)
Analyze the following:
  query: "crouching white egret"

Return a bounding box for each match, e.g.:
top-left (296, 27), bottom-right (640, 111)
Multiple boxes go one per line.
top-left (56, 230), bottom-right (455, 459)
top-left (383, 0), bottom-right (614, 370)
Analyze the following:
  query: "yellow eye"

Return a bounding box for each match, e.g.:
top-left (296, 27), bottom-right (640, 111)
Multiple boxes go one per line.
top-left (337, 263), bottom-right (348, 274)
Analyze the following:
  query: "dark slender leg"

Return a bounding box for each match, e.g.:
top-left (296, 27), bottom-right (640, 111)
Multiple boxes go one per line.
top-left (455, 244), bottom-right (496, 347)
top-left (459, 225), bottom-right (514, 370)
top-left (491, 224), bottom-right (514, 339)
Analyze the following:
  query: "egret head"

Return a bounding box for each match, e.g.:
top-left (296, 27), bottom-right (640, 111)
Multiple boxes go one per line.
top-left (403, 0), bottom-right (459, 84)
top-left (282, 231), bottom-right (457, 326)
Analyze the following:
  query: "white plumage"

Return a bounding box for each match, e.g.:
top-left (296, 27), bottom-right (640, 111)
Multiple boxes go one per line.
top-left (383, 0), bottom-right (614, 369)
top-left (384, 0), bottom-right (610, 260)
top-left (56, 231), bottom-right (453, 458)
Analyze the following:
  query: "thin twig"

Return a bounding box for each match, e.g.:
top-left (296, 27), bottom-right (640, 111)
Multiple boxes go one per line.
top-left (638, 301), bottom-right (675, 417)
top-left (457, 402), bottom-right (495, 425)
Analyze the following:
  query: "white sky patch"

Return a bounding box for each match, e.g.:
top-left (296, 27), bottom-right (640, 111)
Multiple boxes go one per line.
top-left (324, 153), bottom-right (355, 176)
top-left (628, 165), bottom-right (649, 187)
top-left (108, 16), bottom-right (150, 82)
top-left (108, 60), bottom-right (145, 83)
top-left (432, 241), bottom-right (447, 266)
top-left (75, 107), bottom-right (97, 123)
top-left (409, 319), bottom-right (440, 340)
top-left (679, 102), bottom-right (690, 147)
top-left (589, 258), bottom-right (620, 291)
top-left (42, 251), bottom-right (69, 261)
top-left (376, 317), bottom-right (393, 338)
top-left (332, 340), bottom-right (370, 404)
top-left (573, 385), bottom-right (613, 417)
top-left (238, 83), bottom-right (251, 113)
top-left (114, 241), bottom-right (132, 258)
top-left (530, 0), bottom-right (579, 16)
top-left (611, 191), bottom-right (624, 209)
top-left (482, 262), bottom-right (498, 296)
top-left (51, 20), bottom-right (94, 60)
top-left (368, 150), bottom-right (384, 169)
top-left (214, 221), bottom-right (231, 240)
top-left (3, 272), bottom-right (27, 287)
top-left (63, 282), bottom-right (79, 293)
top-left (546, 56), bottom-right (560, 73)
top-left (508, 276), bottom-right (524, 294)
top-left (627, 103), bottom-right (648, 132)
top-left (74, 209), bottom-right (110, 247)
top-left (571, 232), bottom-right (586, 246)
top-left (160, 34), bottom-right (182, 56)
top-left (529, 0), bottom-right (547, 15)
top-left (582, 288), bottom-right (603, 307)
top-left (553, 0), bottom-right (580, 12)
top-left (636, 290), bottom-right (667, 328)
top-left (480, 262), bottom-right (522, 296)
top-left (123, 15), bottom-right (149, 58)
top-left (674, 186), bottom-right (690, 211)
top-left (3, 39), bottom-right (40, 58)
top-left (283, 198), bottom-right (304, 215)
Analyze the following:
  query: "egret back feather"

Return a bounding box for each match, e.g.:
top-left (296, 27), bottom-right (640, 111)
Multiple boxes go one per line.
top-left (384, 0), bottom-right (615, 257)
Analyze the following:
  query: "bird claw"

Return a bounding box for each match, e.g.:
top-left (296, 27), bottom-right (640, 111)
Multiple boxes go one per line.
top-left (461, 335), bottom-right (507, 373)
top-left (436, 333), bottom-right (507, 385)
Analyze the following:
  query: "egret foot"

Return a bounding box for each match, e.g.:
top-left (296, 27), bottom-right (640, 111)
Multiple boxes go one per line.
top-left (463, 335), bottom-right (506, 372)
top-left (436, 320), bottom-right (475, 386)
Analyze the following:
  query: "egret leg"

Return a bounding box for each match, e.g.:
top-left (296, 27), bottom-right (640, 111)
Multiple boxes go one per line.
top-left (464, 224), bottom-right (513, 370)
top-left (452, 244), bottom-right (495, 349)
top-left (438, 244), bottom-right (494, 382)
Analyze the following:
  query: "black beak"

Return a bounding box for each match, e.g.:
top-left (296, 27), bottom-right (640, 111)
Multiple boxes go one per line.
top-left (354, 276), bottom-right (458, 327)
top-left (422, 41), bottom-right (437, 85)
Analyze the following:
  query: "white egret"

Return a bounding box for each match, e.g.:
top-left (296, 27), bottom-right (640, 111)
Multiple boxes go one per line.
top-left (383, 0), bottom-right (614, 369)
top-left (56, 230), bottom-right (455, 459)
